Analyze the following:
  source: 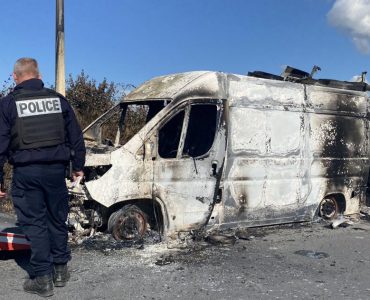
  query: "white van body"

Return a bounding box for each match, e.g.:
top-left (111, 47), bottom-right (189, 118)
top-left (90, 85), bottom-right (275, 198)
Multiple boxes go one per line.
top-left (77, 71), bottom-right (369, 239)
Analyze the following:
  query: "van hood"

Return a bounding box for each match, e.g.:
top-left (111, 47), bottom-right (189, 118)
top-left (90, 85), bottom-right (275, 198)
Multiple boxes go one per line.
top-left (84, 144), bottom-right (151, 207)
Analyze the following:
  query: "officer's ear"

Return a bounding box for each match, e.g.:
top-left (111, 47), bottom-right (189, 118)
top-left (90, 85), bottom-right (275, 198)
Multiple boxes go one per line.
top-left (12, 72), bottom-right (20, 84)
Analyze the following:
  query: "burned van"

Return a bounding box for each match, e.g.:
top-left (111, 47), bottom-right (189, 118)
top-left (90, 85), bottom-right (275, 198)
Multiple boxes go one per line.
top-left (69, 69), bottom-right (370, 240)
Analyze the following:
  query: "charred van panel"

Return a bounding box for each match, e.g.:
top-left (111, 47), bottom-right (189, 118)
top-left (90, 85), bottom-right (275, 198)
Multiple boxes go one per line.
top-left (307, 87), bottom-right (369, 215)
top-left (221, 76), bottom-right (308, 225)
top-left (306, 86), bottom-right (367, 116)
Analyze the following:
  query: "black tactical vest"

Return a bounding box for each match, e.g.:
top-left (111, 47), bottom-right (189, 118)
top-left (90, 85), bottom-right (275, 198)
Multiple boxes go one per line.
top-left (10, 88), bottom-right (66, 150)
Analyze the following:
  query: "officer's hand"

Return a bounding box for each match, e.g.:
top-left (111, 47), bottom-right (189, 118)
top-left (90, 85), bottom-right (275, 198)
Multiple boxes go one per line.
top-left (72, 170), bottom-right (84, 182)
top-left (0, 183), bottom-right (6, 198)
top-left (0, 190), bottom-right (6, 198)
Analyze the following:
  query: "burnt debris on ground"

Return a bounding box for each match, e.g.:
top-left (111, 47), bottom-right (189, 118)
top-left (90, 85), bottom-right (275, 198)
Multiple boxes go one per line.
top-left (68, 221), bottom-right (319, 254)
top-left (360, 207), bottom-right (370, 222)
top-left (70, 229), bottom-right (162, 252)
top-left (65, 207), bottom-right (370, 255)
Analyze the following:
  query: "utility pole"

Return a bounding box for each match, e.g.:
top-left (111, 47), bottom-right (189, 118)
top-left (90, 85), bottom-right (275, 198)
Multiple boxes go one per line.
top-left (55, 0), bottom-right (65, 95)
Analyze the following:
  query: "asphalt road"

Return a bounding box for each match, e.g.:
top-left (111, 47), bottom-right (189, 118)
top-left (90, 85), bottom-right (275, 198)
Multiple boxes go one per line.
top-left (1, 216), bottom-right (370, 300)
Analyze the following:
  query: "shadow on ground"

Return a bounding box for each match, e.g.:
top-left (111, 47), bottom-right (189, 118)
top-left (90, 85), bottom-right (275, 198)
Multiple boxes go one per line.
top-left (0, 250), bottom-right (32, 276)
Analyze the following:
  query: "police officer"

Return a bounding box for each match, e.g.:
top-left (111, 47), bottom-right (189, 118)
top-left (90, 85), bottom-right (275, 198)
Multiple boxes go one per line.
top-left (0, 58), bottom-right (86, 297)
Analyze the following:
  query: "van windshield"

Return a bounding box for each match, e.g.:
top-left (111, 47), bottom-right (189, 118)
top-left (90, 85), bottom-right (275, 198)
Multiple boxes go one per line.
top-left (83, 100), bottom-right (169, 147)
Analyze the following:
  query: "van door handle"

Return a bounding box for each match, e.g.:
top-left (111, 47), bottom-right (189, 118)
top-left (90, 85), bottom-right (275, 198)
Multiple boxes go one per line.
top-left (211, 160), bottom-right (218, 176)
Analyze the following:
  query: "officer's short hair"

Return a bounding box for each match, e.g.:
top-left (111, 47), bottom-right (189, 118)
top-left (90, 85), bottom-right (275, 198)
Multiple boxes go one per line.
top-left (13, 58), bottom-right (40, 78)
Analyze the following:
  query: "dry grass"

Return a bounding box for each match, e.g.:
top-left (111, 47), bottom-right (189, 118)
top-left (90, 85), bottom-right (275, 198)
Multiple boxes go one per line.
top-left (0, 198), bottom-right (14, 214)
top-left (0, 163), bottom-right (14, 214)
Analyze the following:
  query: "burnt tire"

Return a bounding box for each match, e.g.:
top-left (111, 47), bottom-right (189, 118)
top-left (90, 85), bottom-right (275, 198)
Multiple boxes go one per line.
top-left (108, 205), bottom-right (148, 241)
top-left (319, 197), bottom-right (339, 220)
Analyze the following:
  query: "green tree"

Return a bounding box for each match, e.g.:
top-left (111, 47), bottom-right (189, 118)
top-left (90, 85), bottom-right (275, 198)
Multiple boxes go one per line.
top-left (66, 70), bottom-right (143, 143)
top-left (0, 76), bottom-right (14, 212)
top-left (66, 70), bottom-right (119, 129)
top-left (0, 75), bottom-right (14, 98)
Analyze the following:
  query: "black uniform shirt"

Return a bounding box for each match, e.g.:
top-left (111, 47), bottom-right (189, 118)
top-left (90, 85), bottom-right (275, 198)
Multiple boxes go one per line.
top-left (0, 78), bottom-right (86, 182)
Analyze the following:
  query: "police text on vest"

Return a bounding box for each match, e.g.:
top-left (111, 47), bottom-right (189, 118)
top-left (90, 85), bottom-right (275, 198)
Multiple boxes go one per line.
top-left (16, 98), bottom-right (62, 117)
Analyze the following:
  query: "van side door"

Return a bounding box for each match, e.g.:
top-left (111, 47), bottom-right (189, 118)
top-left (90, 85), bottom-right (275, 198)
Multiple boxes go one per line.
top-left (152, 99), bottom-right (226, 233)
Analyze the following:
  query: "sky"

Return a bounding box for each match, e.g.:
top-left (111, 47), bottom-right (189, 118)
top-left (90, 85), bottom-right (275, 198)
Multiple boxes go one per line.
top-left (1, 0), bottom-right (370, 89)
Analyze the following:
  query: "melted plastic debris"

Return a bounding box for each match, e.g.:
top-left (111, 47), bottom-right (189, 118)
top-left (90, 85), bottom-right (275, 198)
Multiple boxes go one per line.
top-left (155, 254), bottom-right (175, 266)
top-left (331, 214), bottom-right (354, 229)
top-left (294, 250), bottom-right (329, 259)
top-left (206, 234), bottom-right (236, 246)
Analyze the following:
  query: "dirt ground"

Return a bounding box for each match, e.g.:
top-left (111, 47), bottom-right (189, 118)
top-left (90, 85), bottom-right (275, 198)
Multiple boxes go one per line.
top-left (1, 213), bottom-right (370, 300)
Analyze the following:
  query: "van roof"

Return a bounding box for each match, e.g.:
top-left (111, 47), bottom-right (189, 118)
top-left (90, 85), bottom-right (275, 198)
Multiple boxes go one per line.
top-left (124, 70), bottom-right (369, 102)
top-left (124, 71), bottom-right (216, 102)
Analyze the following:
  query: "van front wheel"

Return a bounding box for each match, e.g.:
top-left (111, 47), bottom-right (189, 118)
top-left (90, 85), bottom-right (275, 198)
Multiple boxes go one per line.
top-left (319, 197), bottom-right (339, 220)
top-left (108, 205), bottom-right (148, 240)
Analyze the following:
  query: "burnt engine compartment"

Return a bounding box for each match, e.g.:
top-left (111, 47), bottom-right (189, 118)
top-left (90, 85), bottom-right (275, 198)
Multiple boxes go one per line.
top-left (67, 165), bottom-right (112, 237)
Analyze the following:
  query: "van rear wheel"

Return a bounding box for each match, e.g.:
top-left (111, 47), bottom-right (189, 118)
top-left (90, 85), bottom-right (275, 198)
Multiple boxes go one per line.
top-left (108, 205), bottom-right (148, 240)
top-left (319, 197), bottom-right (339, 220)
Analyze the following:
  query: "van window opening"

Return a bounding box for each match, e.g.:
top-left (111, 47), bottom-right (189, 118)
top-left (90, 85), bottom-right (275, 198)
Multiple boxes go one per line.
top-left (183, 104), bottom-right (217, 157)
top-left (158, 110), bottom-right (185, 158)
top-left (96, 100), bottom-right (168, 147)
top-left (158, 104), bottom-right (218, 159)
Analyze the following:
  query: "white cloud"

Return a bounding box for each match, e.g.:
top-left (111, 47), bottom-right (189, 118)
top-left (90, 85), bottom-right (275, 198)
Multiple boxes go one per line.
top-left (351, 75), bottom-right (360, 82)
top-left (351, 75), bottom-right (363, 82)
top-left (327, 0), bottom-right (370, 54)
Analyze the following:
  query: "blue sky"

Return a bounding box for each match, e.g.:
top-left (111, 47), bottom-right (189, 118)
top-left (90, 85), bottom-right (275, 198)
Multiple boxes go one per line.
top-left (0, 0), bottom-right (369, 88)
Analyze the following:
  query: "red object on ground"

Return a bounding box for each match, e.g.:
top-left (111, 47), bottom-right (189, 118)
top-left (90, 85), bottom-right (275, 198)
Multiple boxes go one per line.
top-left (0, 232), bottom-right (30, 251)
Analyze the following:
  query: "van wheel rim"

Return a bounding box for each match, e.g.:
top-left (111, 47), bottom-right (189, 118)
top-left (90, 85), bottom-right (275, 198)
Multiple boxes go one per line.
top-left (319, 197), bottom-right (338, 220)
top-left (113, 210), bottom-right (147, 240)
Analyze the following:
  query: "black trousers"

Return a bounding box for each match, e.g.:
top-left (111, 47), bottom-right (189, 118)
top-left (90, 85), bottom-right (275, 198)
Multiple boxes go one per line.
top-left (12, 163), bottom-right (71, 276)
